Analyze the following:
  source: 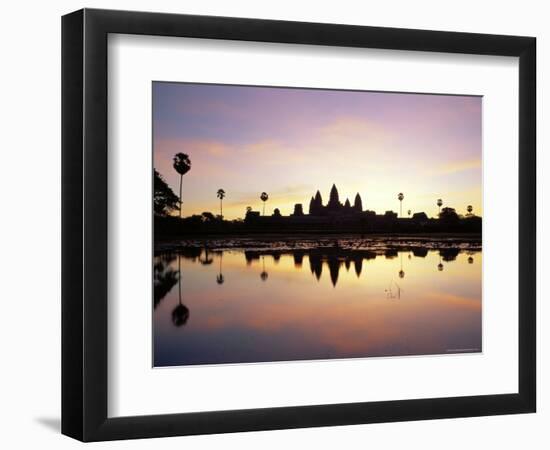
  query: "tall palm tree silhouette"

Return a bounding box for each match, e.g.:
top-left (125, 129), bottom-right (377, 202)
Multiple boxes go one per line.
top-left (467, 205), bottom-right (473, 216)
top-left (260, 192), bottom-right (269, 215)
top-left (173, 153), bottom-right (191, 217)
top-left (397, 192), bottom-right (404, 217)
top-left (437, 198), bottom-right (443, 216)
top-left (217, 189), bottom-right (226, 218)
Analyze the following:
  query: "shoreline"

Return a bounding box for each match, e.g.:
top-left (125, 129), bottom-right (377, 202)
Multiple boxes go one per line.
top-left (156, 232), bottom-right (481, 241)
top-left (155, 233), bottom-right (482, 254)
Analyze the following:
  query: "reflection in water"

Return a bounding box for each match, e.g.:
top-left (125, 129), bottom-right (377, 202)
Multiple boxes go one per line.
top-left (293, 252), bottom-right (304, 268)
top-left (437, 254), bottom-right (444, 271)
top-left (153, 253), bottom-right (178, 308)
top-left (354, 257), bottom-right (362, 277)
top-left (398, 252), bottom-right (405, 279)
top-left (260, 256), bottom-right (268, 281)
top-left (412, 247), bottom-right (428, 258)
top-left (200, 247), bottom-right (214, 265)
top-left (440, 247), bottom-right (460, 262)
top-left (154, 242), bottom-right (482, 366)
top-left (216, 252), bottom-right (224, 284)
top-left (385, 279), bottom-right (403, 299)
top-left (170, 255), bottom-right (189, 327)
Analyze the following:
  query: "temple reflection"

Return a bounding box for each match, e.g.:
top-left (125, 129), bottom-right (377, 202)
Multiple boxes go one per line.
top-left (327, 257), bottom-right (340, 287)
top-left (353, 257), bottom-right (363, 277)
top-left (155, 245), bottom-right (477, 292)
top-left (153, 243), bottom-right (482, 366)
top-left (293, 251), bottom-right (304, 268)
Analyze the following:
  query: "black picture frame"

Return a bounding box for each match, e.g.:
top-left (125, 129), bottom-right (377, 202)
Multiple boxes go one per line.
top-left (62, 8), bottom-right (536, 442)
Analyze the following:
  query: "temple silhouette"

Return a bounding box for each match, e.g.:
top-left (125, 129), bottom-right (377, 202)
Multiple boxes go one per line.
top-left (236, 183), bottom-right (481, 234)
top-left (155, 183), bottom-right (482, 236)
top-left (309, 184), bottom-right (363, 215)
top-left (246, 184), bottom-right (394, 223)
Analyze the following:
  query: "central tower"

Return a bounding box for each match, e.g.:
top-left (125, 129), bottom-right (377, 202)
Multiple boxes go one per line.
top-left (327, 184), bottom-right (342, 211)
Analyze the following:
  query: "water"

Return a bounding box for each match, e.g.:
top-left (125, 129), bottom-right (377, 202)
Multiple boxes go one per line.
top-left (153, 238), bottom-right (481, 367)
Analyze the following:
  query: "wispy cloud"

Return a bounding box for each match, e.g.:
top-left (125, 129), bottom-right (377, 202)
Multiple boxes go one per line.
top-left (432, 157), bottom-right (482, 176)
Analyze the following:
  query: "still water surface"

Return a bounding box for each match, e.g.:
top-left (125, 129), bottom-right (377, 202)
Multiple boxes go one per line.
top-left (154, 239), bottom-right (481, 367)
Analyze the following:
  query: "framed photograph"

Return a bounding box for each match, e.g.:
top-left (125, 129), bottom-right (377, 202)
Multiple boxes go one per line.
top-left (62, 8), bottom-right (536, 441)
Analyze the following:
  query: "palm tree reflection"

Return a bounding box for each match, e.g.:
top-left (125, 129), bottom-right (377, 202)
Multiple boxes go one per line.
top-left (216, 252), bottom-right (225, 284)
top-left (200, 247), bottom-right (213, 265)
top-left (260, 256), bottom-right (268, 281)
top-left (398, 252), bottom-right (405, 279)
top-left (172, 302), bottom-right (189, 327)
top-left (172, 254), bottom-right (190, 327)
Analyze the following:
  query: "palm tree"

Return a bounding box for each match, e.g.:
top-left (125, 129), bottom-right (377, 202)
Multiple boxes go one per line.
top-left (397, 192), bottom-right (404, 217)
top-left (437, 198), bottom-right (443, 216)
top-left (260, 192), bottom-right (269, 215)
top-left (173, 153), bottom-right (191, 217)
top-left (217, 189), bottom-right (226, 218)
top-left (467, 205), bottom-right (473, 216)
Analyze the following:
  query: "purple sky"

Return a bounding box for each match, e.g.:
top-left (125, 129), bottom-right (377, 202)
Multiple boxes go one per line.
top-left (153, 82), bottom-right (482, 219)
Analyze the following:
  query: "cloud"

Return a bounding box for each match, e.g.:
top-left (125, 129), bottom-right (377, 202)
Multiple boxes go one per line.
top-left (431, 157), bottom-right (482, 176)
top-left (155, 137), bottom-right (233, 158)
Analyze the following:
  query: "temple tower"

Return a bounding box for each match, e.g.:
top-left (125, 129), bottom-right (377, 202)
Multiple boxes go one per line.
top-left (353, 193), bottom-right (363, 212)
top-left (327, 184), bottom-right (342, 211)
top-left (310, 190), bottom-right (323, 215)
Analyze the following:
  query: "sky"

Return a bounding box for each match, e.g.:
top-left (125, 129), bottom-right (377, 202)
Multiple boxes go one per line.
top-left (153, 82), bottom-right (482, 220)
